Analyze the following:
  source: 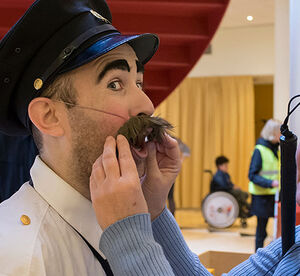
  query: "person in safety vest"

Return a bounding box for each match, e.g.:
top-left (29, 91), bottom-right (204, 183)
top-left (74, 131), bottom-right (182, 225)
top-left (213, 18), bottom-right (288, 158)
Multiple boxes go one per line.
top-left (248, 119), bottom-right (281, 251)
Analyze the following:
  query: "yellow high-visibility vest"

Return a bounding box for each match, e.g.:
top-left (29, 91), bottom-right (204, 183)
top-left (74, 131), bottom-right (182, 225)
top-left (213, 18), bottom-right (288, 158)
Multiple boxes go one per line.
top-left (248, 144), bottom-right (279, 195)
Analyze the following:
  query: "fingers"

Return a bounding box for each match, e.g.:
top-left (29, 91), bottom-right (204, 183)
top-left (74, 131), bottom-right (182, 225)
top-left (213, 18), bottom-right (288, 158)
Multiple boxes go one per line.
top-left (102, 136), bottom-right (120, 179)
top-left (90, 155), bottom-right (105, 199)
top-left (146, 142), bottom-right (159, 172)
top-left (156, 134), bottom-right (177, 152)
top-left (91, 135), bottom-right (138, 185)
top-left (157, 134), bottom-right (181, 161)
top-left (117, 135), bottom-right (138, 178)
top-left (162, 134), bottom-right (178, 148)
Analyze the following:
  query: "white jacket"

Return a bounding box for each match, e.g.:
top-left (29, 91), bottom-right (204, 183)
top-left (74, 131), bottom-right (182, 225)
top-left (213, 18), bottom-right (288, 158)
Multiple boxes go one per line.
top-left (0, 156), bottom-right (106, 276)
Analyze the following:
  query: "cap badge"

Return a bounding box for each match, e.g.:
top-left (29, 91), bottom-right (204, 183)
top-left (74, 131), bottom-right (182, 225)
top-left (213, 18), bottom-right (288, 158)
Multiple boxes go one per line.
top-left (34, 78), bottom-right (43, 90)
top-left (90, 10), bottom-right (111, 24)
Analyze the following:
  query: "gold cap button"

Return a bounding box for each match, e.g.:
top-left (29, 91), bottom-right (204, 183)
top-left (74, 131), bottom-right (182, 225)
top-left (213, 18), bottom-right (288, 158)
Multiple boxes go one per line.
top-left (34, 78), bottom-right (43, 90)
top-left (20, 215), bottom-right (31, 225)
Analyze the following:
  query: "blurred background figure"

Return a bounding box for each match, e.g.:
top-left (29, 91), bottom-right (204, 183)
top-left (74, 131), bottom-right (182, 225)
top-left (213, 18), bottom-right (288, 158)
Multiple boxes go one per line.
top-left (168, 137), bottom-right (190, 216)
top-left (248, 119), bottom-right (281, 251)
top-left (0, 133), bottom-right (38, 202)
top-left (211, 156), bottom-right (250, 222)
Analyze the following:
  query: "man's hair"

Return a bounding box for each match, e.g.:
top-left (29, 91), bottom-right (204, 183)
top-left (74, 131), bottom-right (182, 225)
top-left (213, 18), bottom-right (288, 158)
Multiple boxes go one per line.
top-left (260, 119), bottom-right (281, 141)
top-left (215, 156), bottom-right (229, 167)
top-left (31, 73), bottom-right (77, 153)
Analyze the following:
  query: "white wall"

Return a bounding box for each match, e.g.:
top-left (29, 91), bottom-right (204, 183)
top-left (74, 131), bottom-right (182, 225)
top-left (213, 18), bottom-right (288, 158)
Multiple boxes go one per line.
top-left (289, 0), bottom-right (300, 137)
top-left (189, 25), bottom-right (274, 77)
top-left (274, 0), bottom-right (290, 122)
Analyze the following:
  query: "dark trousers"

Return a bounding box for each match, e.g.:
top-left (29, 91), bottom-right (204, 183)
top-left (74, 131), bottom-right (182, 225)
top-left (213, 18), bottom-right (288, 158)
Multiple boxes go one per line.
top-left (255, 216), bottom-right (269, 251)
top-left (229, 189), bottom-right (250, 218)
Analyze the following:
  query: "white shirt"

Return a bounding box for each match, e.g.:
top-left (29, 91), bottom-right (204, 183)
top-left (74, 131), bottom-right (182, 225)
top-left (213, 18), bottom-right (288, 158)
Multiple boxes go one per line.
top-left (0, 156), bottom-right (106, 276)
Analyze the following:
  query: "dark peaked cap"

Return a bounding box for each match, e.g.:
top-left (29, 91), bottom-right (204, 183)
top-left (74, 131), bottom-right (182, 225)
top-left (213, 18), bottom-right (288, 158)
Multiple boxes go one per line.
top-left (0, 0), bottom-right (159, 136)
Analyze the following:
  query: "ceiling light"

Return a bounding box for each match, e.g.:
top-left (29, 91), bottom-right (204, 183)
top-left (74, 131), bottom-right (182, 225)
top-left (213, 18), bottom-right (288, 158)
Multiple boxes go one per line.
top-left (247, 15), bottom-right (253, 22)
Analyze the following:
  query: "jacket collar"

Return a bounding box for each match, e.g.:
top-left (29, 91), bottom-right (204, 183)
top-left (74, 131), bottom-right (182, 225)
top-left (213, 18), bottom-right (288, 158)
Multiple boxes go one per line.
top-left (30, 156), bottom-right (105, 258)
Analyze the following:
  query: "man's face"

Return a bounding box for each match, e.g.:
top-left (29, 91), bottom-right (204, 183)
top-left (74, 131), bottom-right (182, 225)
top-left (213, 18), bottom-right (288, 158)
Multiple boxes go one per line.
top-left (65, 44), bottom-right (154, 186)
top-left (218, 163), bottom-right (228, 173)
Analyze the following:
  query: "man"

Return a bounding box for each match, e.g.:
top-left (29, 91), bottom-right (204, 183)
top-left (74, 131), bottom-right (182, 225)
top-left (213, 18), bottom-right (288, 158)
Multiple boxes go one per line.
top-left (211, 156), bottom-right (250, 222)
top-left (0, 0), bottom-right (184, 275)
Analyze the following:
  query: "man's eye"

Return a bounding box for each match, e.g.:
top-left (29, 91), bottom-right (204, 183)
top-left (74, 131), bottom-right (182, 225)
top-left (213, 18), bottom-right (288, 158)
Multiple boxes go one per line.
top-left (108, 81), bottom-right (122, 90)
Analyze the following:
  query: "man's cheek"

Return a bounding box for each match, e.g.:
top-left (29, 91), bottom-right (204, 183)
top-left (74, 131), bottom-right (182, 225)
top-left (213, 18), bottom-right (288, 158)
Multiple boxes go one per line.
top-left (103, 111), bottom-right (128, 132)
top-left (104, 102), bottom-right (128, 117)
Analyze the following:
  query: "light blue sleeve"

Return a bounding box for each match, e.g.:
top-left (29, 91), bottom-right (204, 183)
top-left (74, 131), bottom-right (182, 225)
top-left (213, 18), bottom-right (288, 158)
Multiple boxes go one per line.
top-left (273, 242), bottom-right (300, 275)
top-left (224, 226), bottom-right (300, 275)
top-left (99, 213), bottom-right (175, 276)
top-left (99, 208), bottom-right (300, 276)
top-left (152, 208), bottom-right (212, 276)
top-left (223, 239), bottom-right (282, 275)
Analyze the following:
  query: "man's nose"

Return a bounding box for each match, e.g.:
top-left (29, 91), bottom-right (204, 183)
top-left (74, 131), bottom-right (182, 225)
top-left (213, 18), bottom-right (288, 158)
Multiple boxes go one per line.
top-left (129, 87), bottom-right (155, 117)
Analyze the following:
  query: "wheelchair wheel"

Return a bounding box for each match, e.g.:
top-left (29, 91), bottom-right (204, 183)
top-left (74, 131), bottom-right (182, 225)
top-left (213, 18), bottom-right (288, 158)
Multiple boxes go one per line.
top-left (201, 191), bottom-right (239, 229)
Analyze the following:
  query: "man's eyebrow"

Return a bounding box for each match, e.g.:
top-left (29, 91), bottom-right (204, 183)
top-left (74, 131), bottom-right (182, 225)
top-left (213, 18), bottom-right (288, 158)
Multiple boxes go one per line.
top-left (136, 60), bottom-right (144, 73)
top-left (97, 59), bottom-right (130, 83)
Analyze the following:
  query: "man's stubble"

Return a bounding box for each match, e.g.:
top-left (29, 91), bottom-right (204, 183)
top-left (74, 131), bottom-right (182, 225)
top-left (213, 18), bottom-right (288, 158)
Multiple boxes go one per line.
top-left (66, 108), bottom-right (148, 199)
top-left (67, 108), bottom-right (116, 199)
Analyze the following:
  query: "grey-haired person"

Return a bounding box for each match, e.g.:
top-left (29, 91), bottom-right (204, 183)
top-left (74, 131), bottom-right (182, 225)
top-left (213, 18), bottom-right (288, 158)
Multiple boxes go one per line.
top-left (248, 119), bottom-right (281, 251)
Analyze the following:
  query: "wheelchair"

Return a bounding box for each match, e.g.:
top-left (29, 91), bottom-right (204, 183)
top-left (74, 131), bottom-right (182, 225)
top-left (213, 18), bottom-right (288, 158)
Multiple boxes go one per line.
top-left (201, 170), bottom-right (248, 229)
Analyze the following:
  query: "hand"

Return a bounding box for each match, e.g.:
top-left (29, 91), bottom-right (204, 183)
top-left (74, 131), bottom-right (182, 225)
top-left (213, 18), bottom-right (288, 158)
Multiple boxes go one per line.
top-left (90, 135), bottom-right (148, 230)
top-left (142, 135), bottom-right (181, 220)
top-left (271, 180), bottom-right (279, 188)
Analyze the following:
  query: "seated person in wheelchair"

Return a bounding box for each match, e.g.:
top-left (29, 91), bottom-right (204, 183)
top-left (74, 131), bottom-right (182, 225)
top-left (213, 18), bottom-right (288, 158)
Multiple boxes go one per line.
top-left (211, 156), bottom-right (250, 219)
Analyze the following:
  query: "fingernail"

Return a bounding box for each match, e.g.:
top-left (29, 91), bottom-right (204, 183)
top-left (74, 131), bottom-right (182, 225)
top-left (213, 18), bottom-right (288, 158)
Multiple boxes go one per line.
top-left (106, 136), bottom-right (114, 142)
top-left (117, 134), bottom-right (124, 140)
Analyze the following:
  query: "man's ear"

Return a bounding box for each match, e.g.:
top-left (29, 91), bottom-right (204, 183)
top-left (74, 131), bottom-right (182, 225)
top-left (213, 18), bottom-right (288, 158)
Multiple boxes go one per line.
top-left (28, 97), bottom-right (65, 137)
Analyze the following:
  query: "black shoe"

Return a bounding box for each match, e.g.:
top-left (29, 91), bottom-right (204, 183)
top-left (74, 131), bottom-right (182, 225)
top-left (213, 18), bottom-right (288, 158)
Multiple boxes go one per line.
top-left (246, 212), bottom-right (253, 218)
top-left (240, 219), bottom-right (248, 228)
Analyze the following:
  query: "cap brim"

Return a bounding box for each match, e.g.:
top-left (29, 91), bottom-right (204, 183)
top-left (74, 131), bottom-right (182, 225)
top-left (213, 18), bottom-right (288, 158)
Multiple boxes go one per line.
top-left (59, 33), bottom-right (159, 74)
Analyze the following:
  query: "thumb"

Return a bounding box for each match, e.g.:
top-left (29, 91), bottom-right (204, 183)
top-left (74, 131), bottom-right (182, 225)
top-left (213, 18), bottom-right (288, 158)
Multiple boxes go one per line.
top-left (146, 142), bottom-right (159, 172)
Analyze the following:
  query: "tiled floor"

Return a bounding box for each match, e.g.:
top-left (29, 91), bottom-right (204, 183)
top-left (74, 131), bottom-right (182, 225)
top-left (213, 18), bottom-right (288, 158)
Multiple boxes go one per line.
top-left (176, 209), bottom-right (275, 255)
